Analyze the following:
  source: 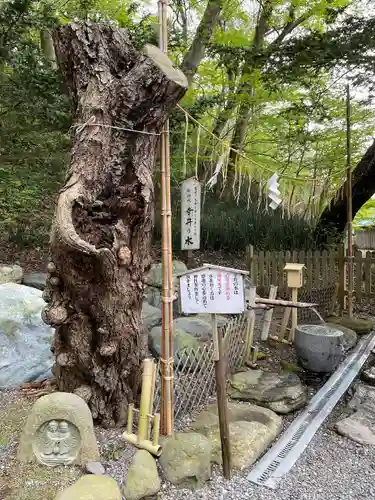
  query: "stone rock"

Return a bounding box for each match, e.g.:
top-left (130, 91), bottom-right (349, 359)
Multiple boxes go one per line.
top-left (335, 384), bottom-right (375, 445)
top-left (0, 283), bottom-right (54, 388)
top-left (362, 367), bottom-right (375, 386)
top-left (327, 316), bottom-right (374, 335)
top-left (335, 414), bottom-right (375, 446)
top-left (149, 326), bottom-right (200, 366)
top-left (195, 314), bottom-right (228, 329)
top-left (86, 461), bottom-right (105, 475)
top-left (55, 475), bottom-right (121, 500)
top-left (0, 264), bottom-right (23, 284)
top-left (18, 392), bottom-right (100, 466)
top-left (174, 316), bottom-right (216, 342)
top-left (326, 322), bottom-right (357, 350)
top-left (159, 432), bottom-right (211, 489)
top-left (123, 450), bottom-right (161, 500)
top-left (146, 260), bottom-right (187, 288)
top-left (23, 272), bottom-right (47, 291)
top-left (141, 302), bottom-right (162, 330)
top-left (191, 402), bottom-right (282, 470)
top-left (145, 286), bottom-right (162, 309)
top-left (229, 370), bottom-right (307, 414)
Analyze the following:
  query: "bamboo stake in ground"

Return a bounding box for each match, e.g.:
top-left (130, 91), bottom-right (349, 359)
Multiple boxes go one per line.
top-left (158, 0), bottom-right (174, 436)
top-left (346, 84), bottom-right (354, 318)
top-left (261, 285), bottom-right (277, 341)
top-left (213, 316), bottom-right (231, 480)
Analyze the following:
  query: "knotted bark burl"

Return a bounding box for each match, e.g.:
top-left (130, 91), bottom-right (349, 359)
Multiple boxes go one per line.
top-left (41, 22), bottom-right (187, 427)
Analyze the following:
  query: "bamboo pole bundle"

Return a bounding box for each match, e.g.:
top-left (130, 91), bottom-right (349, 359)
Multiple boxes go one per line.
top-left (158, 0), bottom-right (174, 436)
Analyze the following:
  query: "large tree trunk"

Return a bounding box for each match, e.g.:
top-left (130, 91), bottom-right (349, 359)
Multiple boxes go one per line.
top-left (315, 139), bottom-right (375, 241)
top-left (42, 23), bottom-right (187, 427)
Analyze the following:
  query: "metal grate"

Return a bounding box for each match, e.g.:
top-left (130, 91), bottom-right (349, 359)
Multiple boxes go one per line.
top-left (247, 331), bottom-right (375, 490)
top-left (152, 313), bottom-right (249, 421)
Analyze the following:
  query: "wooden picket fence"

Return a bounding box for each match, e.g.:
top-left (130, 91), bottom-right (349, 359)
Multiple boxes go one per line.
top-left (246, 245), bottom-right (375, 310)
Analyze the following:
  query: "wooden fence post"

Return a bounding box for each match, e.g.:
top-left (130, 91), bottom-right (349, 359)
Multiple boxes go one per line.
top-left (261, 285), bottom-right (277, 341)
top-left (338, 244), bottom-right (345, 314)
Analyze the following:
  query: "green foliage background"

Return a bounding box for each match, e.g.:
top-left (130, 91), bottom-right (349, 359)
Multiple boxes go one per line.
top-left (1, 0), bottom-right (375, 254)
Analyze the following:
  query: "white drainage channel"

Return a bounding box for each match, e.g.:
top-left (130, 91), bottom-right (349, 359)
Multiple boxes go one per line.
top-left (247, 332), bottom-right (375, 490)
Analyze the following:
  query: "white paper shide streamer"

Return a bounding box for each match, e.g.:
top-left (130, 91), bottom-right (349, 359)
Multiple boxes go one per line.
top-left (267, 173), bottom-right (282, 210)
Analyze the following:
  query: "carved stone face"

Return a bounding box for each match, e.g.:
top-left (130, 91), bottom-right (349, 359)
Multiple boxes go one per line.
top-left (48, 421), bottom-right (58, 433)
top-left (59, 421), bottom-right (69, 433)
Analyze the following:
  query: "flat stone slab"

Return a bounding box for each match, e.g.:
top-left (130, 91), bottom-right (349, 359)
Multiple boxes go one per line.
top-left (191, 402), bottom-right (282, 470)
top-left (229, 370), bottom-right (307, 414)
top-left (18, 392), bottom-right (100, 467)
top-left (327, 316), bottom-right (374, 335)
top-left (55, 475), bottom-right (121, 500)
top-left (335, 384), bottom-right (375, 445)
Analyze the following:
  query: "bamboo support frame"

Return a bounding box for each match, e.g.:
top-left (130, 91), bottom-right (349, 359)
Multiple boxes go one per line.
top-left (158, 0), bottom-right (174, 436)
top-left (245, 285), bottom-right (257, 365)
top-left (123, 359), bottom-right (162, 456)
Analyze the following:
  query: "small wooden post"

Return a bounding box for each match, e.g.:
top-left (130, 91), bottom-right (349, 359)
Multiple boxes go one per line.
top-left (245, 285), bottom-right (257, 363)
top-left (261, 285), bottom-right (277, 341)
top-left (289, 287), bottom-right (298, 342)
top-left (213, 315), bottom-right (231, 480)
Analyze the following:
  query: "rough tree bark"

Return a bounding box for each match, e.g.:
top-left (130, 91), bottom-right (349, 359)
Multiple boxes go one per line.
top-left (42, 22), bottom-right (187, 427)
top-left (315, 139), bottom-right (375, 240)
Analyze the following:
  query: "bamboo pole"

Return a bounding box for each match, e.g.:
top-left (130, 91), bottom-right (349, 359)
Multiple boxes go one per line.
top-left (346, 84), bottom-right (354, 318)
top-left (289, 288), bottom-right (298, 343)
top-left (158, 0), bottom-right (174, 436)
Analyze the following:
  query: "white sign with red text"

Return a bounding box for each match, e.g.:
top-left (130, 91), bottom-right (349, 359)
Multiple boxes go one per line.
top-left (179, 267), bottom-right (245, 314)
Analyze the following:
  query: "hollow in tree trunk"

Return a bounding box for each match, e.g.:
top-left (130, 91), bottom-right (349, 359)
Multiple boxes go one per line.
top-left (42, 23), bottom-right (187, 427)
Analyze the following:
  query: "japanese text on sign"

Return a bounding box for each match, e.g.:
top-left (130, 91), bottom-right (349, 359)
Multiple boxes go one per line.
top-left (180, 268), bottom-right (245, 314)
top-left (181, 178), bottom-right (201, 251)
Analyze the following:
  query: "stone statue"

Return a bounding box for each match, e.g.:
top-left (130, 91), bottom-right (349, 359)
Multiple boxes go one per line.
top-left (18, 392), bottom-right (100, 467)
top-left (34, 419), bottom-right (81, 466)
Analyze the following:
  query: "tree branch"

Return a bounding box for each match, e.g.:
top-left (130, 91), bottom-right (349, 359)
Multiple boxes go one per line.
top-left (180, 0), bottom-right (224, 84)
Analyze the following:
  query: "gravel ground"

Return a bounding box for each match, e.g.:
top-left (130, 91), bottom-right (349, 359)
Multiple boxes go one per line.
top-left (159, 399), bottom-right (375, 500)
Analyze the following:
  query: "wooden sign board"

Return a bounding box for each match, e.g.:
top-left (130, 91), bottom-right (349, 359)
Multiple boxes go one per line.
top-left (179, 265), bottom-right (245, 314)
top-left (181, 178), bottom-right (201, 251)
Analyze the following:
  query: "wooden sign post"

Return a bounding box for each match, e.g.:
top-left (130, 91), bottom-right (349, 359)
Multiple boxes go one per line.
top-left (178, 264), bottom-right (249, 480)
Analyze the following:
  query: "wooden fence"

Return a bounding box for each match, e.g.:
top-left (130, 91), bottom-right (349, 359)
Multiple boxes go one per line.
top-left (246, 245), bottom-right (375, 309)
top-left (354, 229), bottom-right (375, 250)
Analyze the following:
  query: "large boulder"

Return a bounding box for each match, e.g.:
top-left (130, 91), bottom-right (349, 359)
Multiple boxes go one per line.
top-left (174, 316), bottom-right (214, 342)
top-left (55, 475), bottom-right (121, 500)
top-left (326, 322), bottom-right (357, 350)
top-left (0, 264), bottom-right (23, 284)
top-left (159, 432), bottom-right (211, 489)
top-left (191, 402), bottom-right (282, 470)
top-left (335, 384), bottom-right (375, 445)
top-left (0, 283), bottom-right (54, 388)
top-left (229, 370), bottom-right (307, 414)
top-left (149, 326), bottom-right (200, 367)
top-left (23, 272), bottom-right (47, 291)
top-left (146, 260), bottom-right (187, 288)
top-left (123, 450), bottom-right (161, 500)
top-left (141, 302), bottom-right (162, 330)
top-left (327, 316), bottom-right (374, 335)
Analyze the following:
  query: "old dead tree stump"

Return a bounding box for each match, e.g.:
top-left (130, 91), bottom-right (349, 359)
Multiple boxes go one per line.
top-left (41, 23), bottom-right (187, 427)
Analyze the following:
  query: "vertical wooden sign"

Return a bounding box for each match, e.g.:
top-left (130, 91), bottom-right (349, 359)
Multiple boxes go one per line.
top-left (181, 178), bottom-right (201, 251)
